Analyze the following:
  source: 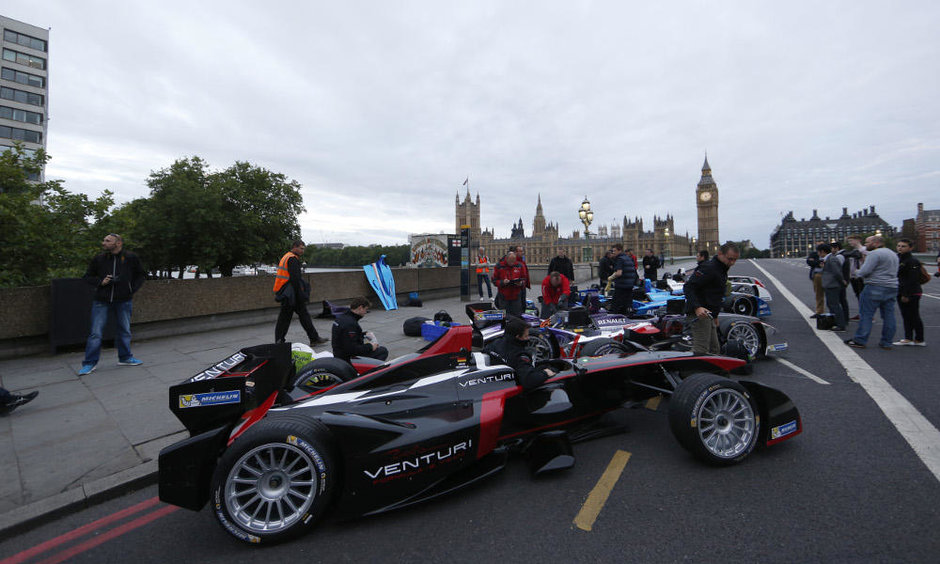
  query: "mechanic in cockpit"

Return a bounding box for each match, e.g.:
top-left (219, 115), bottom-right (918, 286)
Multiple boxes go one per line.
top-left (485, 316), bottom-right (556, 390)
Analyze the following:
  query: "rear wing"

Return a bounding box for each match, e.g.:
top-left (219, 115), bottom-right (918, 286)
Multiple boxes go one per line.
top-left (168, 343), bottom-right (293, 435)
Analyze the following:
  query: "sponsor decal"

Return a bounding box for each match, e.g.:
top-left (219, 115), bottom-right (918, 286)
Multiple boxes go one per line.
top-left (364, 439), bottom-right (472, 481)
top-left (767, 343), bottom-right (789, 352)
top-left (459, 373), bottom-right (513, 388)
top-left (771, 420), bottom-right (798, 440)
top-left (189, 352), bottom-right (247, 382)
top-left (287, 435), bottom-right (328, 494)
top-left (178, 390), bottom-right (241, 409)
top-left (216, 508), bottom-right (261, 544)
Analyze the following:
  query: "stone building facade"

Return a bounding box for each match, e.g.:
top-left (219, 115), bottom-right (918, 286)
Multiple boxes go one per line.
top-left (454, 159), bottom-right (720, 265)
top-left (769, 206), bottom-right (897, 258)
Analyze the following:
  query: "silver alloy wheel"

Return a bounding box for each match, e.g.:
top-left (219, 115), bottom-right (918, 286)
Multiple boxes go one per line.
top-left (527, 333), bottom-right (555, 362)
top-left (225, 443), bottom-right (318, 534)
top-left (695, 387), bottom-right (756, 459)
top-left (726, 323), bottom-right (761, 357)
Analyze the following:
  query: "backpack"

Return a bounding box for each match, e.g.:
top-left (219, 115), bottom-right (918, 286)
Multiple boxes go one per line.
top-left (433, 310), bottom-right (453, 323)
top-left (403, 316), bottom-right (431, 337)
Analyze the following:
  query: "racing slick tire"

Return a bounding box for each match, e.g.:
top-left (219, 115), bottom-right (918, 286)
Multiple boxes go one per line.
top-left (579, 338), bottom-right (633, 357)
top-left (210, 414), bottom-right (337, 545)
top-left (526, 331), bottom-right (559, 362)
top-left (668, 373), bottom-right (760, 466)
top-left (724, 322), bottom-right (766, 360)
top-left (293, 358), bottom-right (358, 394)
top-left (730, 297), bottom-right (756, 317)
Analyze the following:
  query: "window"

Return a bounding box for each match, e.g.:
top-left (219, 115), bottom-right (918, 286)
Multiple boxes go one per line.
top-left (3, 29), bottom-right (46, 52)
top-left (2, 48), bottom-right (45, 70)
top-left (0, 124), bottom-right (41, 143)
top-left (0, 105), bottom-right (43, 124)
top-left (0, 86), bottom-right (43, 106)
top-left (1, 67), bottom-right (45, 88)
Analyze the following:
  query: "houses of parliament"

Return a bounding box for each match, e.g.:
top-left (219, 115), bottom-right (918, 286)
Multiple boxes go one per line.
top-left (455, 157), bottom-right (721, 264)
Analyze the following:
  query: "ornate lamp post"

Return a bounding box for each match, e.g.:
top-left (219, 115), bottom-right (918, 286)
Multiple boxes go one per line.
top-left (578, 197), bottom-right (594, 238)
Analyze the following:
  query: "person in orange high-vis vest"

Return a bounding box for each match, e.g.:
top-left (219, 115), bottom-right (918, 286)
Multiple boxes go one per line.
top-left (273, 240), bottom-right (328, 347)
top-left (476, 246), bottom-right (493, 300)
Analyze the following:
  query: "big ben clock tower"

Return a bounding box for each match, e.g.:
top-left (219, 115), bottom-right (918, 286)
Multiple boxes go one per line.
top-left (696, 155), bottom-right (719, 255)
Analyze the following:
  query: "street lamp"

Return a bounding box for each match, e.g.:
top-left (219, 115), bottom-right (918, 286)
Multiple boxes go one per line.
top-left (578, 196), bottom-right (594, 238)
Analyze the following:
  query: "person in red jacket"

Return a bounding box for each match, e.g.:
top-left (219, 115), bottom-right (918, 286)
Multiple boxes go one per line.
top-left (493, 251), bottom-right (527, 316)
top-left (540, 271), bottom-right (571, 318)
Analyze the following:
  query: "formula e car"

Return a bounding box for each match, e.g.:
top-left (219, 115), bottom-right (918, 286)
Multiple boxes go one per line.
top-left (467, 302), bottom-right (787, 364)
top-left (159, 326), bottom-right (801, 545)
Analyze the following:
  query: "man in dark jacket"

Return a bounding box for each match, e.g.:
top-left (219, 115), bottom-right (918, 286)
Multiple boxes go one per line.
top-left (894, 238), bottom-right (925, 346)
top-left (79, 233), bottom-right (147, 375)
top-left (598, 248), bottom-right (615, 288)
top-left (819, 243), bottom-right (848, 331)
top-left (642, 249), bottom-right (660, 282)
top-left (486, 316), bottom-right (556, 391)
top-left (547, 248), bottom-right (575, 282)
top-left (684, 242), bottom-right (740, 355)
top-left (607, 243), bottom-right (639, 315)
top-left (332, 297), bottom-right (388, 363)
top-left (274, 240), bottom-right (328, 347)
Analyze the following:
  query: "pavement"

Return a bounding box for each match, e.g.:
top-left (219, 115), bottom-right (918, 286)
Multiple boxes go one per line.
top-left (0, 291), bottom-right (487, 538)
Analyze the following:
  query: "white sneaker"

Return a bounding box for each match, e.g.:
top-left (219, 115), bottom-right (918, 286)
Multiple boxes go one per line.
top-left (892, 339), bottom-right (914, 346)
top-left (913, 341), bottom-right (926, 347)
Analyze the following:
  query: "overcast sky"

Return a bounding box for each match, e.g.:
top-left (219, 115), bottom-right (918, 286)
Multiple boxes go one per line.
top-left (5, 1), bottom-right (938, 247)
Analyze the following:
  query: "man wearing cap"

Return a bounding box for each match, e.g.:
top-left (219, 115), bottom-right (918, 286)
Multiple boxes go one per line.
top-left (486, 316), bottom-right (556, 391)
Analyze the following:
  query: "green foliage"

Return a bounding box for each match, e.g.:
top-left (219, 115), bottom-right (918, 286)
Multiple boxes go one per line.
top-left (0, 145), bottom-right (113, 287)
top-left (303, 245), bottom-right (411, 267)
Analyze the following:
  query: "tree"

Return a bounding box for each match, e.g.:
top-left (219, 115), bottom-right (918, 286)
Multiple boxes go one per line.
top-left (0, 145), bottom-right (113, 287)
top-left (209, 161), bottom-right (305, 276)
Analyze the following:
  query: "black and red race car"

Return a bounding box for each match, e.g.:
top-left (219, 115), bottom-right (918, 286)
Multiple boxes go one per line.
top-left (158, 325), bottom-right (802, 545)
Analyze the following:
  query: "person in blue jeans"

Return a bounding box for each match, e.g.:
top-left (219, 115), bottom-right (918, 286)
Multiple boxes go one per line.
top-left (845, 235), bottom-right (898, 349)
top-left (78, 234), bottom-right (146, 375)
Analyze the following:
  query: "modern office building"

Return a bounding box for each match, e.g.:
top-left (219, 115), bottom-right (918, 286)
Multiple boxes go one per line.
top-left (769, 206), bottom-right (897, 258)
top-left (1, 15), bottom-right (48, 180)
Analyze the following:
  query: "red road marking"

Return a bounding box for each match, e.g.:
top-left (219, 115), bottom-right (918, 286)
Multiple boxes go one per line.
top-left (33, 506), bottom-right (179, 564)
top-left (0, 497), bottom-right (173, 564)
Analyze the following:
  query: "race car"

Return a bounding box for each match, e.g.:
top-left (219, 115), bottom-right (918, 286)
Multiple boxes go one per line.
top-left (158, 325), bottom-right (802, 545)
top-left (466, 302), bottom-right (787, 364)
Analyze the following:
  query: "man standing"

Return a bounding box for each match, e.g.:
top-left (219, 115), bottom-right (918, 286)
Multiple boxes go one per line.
top-left (818, 243), bottom-right (848, 332)
top-left (598, 248), bottom-right (615, 289)
top-left (845, 235), bottom-right (868, 320)
top-left (845, 235), bottom-right (898, 349)
top-left (540, 271), bottom-right (571, 318)
top-left (547, 248), bottom-right (575, 282)
top-left (607, 243), bottom-right (639, 315)
top-left (475, 247), bottom-right (493, 300)
top-left (683, 242), bottom-right (740, 355)
top-left (78, 233), bottom-right (146, 375)
top-left (806, 242), bottom-right (824, 318)
top-left (894, 238), bottom-right (925, 346)
top-left (274, 240), bottom-right (328, 347)
top-left (642, 249), bottom-right (660, 282)
top-left (515, 245), bottom-right (531, 305)
top-left (832, 241), bottom-right (852, 321)
top-left (332, 297), bottom-right (388, 363)
top-left (493, 251), bottom-right (527, 316)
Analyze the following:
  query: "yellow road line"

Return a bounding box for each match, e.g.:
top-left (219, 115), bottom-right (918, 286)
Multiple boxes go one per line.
top-left (644, 396), bottom-right (662, 410)
top-left (573, 450), bottom-right (632, 531)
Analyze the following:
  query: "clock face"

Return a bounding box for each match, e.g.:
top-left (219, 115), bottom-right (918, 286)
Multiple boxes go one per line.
top-left (700, 191), bottom-right (712, 202)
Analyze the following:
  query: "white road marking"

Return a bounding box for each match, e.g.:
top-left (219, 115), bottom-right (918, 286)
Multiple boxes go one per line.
top-left (773, 357), bottom-right (830, 385)
top-left (922, 293), bottom-right (940, 301)
top-left (750, 260), bottom-right (940, 483)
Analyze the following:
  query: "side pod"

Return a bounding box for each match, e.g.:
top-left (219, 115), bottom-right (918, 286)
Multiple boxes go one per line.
top-left (737, 381), bottom-right (802, 446)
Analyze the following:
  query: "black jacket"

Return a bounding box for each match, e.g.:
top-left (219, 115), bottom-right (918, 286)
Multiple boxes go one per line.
top-left (331, 311), bottom-right (374, 362)
top-left (83, 250), bottom-right (145, 303)
top-left (642, 255), bottom-right (660, 277)
top-left (598, 255), bottom-right (614, 281)
top-left (486, 335), bottom-right (546, 391)
top-left (897, 252), bottom-right (923, 297)
top-left (547, 256), bottom-right (574, 281)
top-left (612, 252), bottom-right (639, 290)
top-left (276, 255), bottom-right (311, 306)
top-left (683, 256), bottom-right (730, 316)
